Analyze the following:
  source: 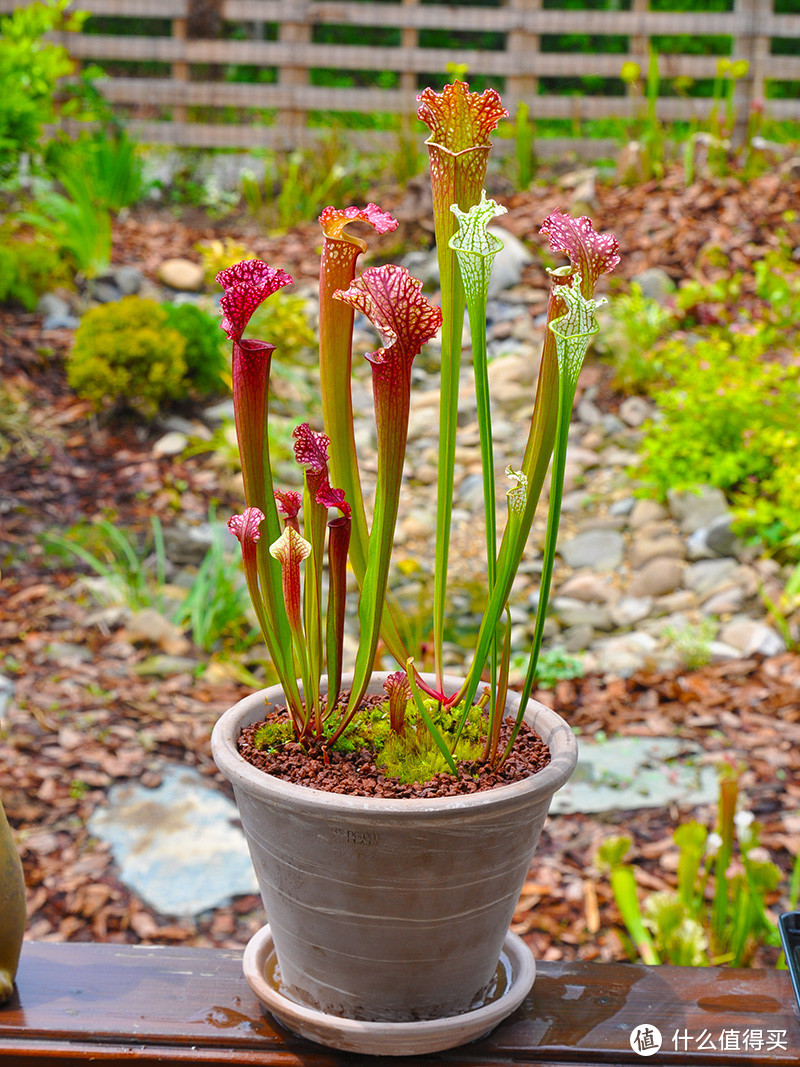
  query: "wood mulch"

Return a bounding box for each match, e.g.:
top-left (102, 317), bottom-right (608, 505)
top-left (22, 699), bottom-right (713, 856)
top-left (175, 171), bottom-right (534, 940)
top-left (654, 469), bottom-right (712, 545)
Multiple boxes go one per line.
top-left (2, 162), bottom-right (799, 963)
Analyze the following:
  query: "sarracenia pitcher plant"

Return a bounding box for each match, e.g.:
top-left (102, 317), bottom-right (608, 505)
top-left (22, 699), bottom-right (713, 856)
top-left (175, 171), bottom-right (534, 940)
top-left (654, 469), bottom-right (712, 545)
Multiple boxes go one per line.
top-left (220, 80), bottom-right (619, 768)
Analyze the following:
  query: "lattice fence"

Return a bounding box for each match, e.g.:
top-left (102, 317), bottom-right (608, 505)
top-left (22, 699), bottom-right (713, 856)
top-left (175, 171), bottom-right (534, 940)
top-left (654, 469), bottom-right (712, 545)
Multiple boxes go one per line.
top-left (4, 0), bottom-right (799, 155)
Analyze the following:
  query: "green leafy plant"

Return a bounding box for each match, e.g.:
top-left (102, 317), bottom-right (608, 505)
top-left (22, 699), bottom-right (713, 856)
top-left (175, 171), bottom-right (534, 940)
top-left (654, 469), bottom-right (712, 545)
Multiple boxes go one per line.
top-left (46, 126), bottom-right (148, 213)
top-left (21, 171), bottom-right (112, 278)
top-left (45, 517), bottom-right (257, 654)
top-left (0, 0), bottom-right (86, 180)
top-left (240, 137), bottom-right (374, 233)
top-left (663, 618), bottom-right (718, 670)
top-left (195, 237), bottom-right (258, 288)
top-left (760, 562), bottom-right (800, 652)
top-left (597, 764), bottom-right (783, 967)
top-left (636, 330), bottom-right (800, 555)
top-left (531, 647), bottom-right (585, 689)
top-left (45, 518), bottom-right (174, 616)
top-left (511, 646), bottom-right (584, 690)
top-left (217, 80), bottom-right (619, 778)
top-left (619, 50), bottom-right (667, 183)
top-left (161, 302), bottom-right (229, 395)
top-left (597, 281), bottom-right (675, 393)
top-left (18, 121), bottom-right (145, 276)
top-left (246, 291), bottom-right (316, 365)
top-left (0, 239), bottom-right (72, 311)
top-left (67, 297), bottom-right (188, 417)
top-left (708, 58), bottom-right (750, 143)
top-left (498, 100), bottom-right (536, 190)
top-left (171, 520), bottom-right (258, 652)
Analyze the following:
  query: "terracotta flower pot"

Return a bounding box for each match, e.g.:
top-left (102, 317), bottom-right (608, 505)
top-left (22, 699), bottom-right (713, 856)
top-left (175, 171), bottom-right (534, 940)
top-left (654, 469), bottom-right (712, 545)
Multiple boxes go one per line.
top-left (211, 673), bottom-right (577, 1038)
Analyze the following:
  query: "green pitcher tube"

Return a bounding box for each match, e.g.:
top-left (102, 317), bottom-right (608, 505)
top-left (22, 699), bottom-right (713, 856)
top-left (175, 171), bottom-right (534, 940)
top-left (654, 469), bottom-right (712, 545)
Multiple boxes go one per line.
top-left (0, 796), bottom-right (25, 1003)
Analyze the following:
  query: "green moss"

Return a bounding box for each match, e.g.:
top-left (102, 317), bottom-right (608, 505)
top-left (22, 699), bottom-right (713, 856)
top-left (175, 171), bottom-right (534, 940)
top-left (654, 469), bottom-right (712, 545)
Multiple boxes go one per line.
top-left (252, 720), bottom-right (295, 751)
top-left (378, 724), bottom-right (483, 784)
top-left (252, 696), bottom-right (488, 785)
top-left (372, 696), bottom-right (485, 783)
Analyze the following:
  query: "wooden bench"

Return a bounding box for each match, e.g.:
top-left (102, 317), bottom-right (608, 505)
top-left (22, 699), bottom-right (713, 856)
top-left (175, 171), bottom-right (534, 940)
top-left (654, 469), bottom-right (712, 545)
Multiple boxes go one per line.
top-left (1, 941), bottom-right (797, 1064)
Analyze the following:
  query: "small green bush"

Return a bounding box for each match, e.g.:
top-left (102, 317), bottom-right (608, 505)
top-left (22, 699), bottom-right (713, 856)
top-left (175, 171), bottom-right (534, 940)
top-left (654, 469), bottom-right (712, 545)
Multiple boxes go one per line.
top-left (0, 0), bottom-right (84, 180)
top-left (0, 240), bottom-right (71, 311)
top-left (636, 329), bottom-right (800, 556)
top-left (734, 427), bottom-right (800, 553)
top-left (597, 281), bottom-right (676, 393)
top-left (162, 302), bottom-right (228, 395)
top-left (67, 297), bottom-right (187, 418)
top-left (196, 237), bottom-right (257, 287)
top-left (247, 291), bottom-right (316, 361)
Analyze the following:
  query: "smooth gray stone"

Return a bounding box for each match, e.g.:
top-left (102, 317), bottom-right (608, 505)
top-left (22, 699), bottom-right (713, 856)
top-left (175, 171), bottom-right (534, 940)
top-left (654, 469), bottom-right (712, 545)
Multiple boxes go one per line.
top-left (559, 529), bottom-right (625, 571)
top-left (551, 736), bottom-right (718, 815)
top-left (88, 764), bottom-right (259, 916)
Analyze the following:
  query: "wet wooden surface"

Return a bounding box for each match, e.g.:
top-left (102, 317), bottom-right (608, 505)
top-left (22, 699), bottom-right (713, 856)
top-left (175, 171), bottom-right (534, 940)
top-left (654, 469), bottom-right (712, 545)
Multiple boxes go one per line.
top-left (1, 941), bottom-right (798, 1064)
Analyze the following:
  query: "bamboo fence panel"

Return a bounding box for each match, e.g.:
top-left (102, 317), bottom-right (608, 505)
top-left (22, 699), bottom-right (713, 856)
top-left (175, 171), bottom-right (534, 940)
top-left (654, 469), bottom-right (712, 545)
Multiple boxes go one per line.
top-left (2, 0), bottom-right (798, 154)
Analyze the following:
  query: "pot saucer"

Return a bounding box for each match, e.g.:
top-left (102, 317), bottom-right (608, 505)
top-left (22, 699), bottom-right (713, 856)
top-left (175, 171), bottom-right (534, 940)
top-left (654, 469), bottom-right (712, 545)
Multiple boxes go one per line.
top-left (243, 924), bottom-right (535, 1056)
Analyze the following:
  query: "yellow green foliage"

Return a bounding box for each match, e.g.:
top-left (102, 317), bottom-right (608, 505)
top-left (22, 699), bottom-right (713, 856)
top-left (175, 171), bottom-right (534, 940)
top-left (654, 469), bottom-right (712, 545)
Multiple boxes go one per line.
top-left (252, 720), bottom-right (295, 751)
top-left (67, 297), bottom-right (188, 418)
top-left (195, 237), bottom-right (257, 287)
top-left (246, 292), bottom-right (317, 361)
top-left (0, 239), bottom-right (71, 311)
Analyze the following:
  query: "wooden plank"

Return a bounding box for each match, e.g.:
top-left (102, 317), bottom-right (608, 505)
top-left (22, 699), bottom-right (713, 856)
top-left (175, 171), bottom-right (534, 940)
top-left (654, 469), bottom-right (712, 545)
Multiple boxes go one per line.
top-left (506, 0), bottom-right (541, 105)
top-left (734, 0), bottom-right (769, 138)
top-left (768, 13), bottom-right (800, 37)
top-left (171, 13), bottom-right (189, 124)
top-left (0, 941), bottom-right (797, 1065)
top-left (109, 118), bottom-right (622, 159)
top-left (4, 0), bottom-right (800, 37)
top-left (0, 0), bottom-right (188, 13)
top-left (221, 1), bottom-right (756, 37)
top-left (98, 77), bottom-right (753, 125)
top-left (10, 0), bottom-right (796, 157)
top-left (400, 0), bottom-right (420, 102)
top-left (97, 78), bottom-right (415, 110)
top-left (65, 35), bottom-right (768, 81)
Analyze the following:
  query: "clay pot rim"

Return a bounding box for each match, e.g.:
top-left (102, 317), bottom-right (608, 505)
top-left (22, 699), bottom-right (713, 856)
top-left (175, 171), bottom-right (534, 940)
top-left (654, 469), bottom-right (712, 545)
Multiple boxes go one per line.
top-left (211, 672), bottom-right (578, 816)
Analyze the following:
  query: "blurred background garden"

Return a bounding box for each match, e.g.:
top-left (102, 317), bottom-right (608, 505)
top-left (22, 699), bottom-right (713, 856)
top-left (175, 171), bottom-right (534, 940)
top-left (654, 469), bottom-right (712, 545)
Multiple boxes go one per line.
top-left (2, 0), bottom-right (800, 968)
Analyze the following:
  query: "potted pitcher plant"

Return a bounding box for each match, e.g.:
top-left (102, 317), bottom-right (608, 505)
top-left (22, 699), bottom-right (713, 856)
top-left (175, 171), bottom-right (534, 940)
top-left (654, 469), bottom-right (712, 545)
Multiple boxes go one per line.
top-left (211, 79), bottom-right (619, 1056)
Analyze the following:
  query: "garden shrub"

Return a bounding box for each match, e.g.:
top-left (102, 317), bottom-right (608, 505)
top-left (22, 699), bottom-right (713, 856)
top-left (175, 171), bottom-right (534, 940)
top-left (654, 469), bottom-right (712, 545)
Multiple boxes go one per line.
top-left (675, 243), bottom-right (800, 337)
top-left (636, 329), bottom-right (800, 556)
top-left (735, 429), bottom-right (800, 554)
top-left (597, 281), bottom-right (676, 392)
top-left (0, 240), bottom-right (71, 311)
top-left (67, 297), bottom-right (187, 417)
top-left (162, 302), bottom-right (228, 395)
top-left (195, 237), bottom-right (257, 287)
top-left (247, 291), bottom-right (316, 362)
top-left (0, 0), bottom-right (85, 179)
